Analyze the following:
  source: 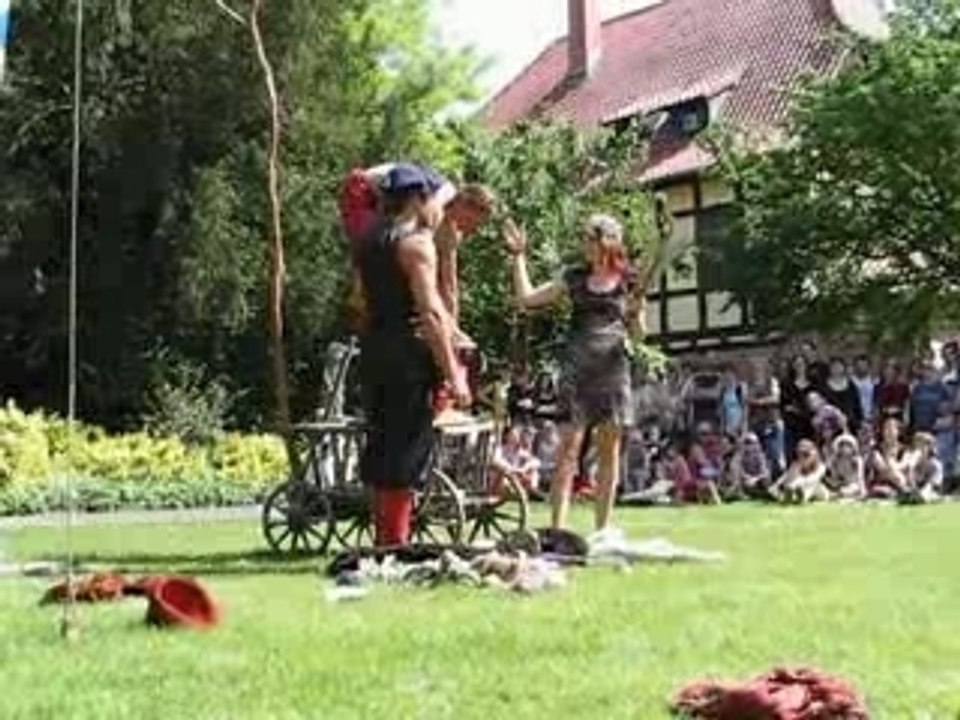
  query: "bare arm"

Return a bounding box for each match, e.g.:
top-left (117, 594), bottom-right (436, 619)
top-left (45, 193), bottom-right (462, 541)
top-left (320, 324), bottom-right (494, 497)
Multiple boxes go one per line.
top-left (435, 221), bottom-right (460, 322)
top-left (503, 220), bottom-right (564, 310)
top-left (511, 253), bottom-right (565, 310)
top-left (397, 233), bottom-right (462, 387)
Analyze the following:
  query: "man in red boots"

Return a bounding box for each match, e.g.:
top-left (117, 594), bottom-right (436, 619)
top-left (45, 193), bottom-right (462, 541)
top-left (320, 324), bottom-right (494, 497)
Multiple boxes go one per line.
top-left (353, 163), bottom-right (471, 546)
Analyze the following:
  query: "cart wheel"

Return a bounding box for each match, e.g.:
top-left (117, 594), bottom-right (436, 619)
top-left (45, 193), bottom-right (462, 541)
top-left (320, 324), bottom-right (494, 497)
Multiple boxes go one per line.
top-left (331, 495), bottom-right (375, 550)
top-left (412, 469), bottom-right (466, 545)
top-left (262, 482), bottom-right (333, 555)
top-left (467, 474), bottom-right (529, 545)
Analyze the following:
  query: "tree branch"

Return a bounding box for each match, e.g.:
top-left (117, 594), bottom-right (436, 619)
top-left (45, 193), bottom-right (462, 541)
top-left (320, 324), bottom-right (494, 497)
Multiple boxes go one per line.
top-left (215, 0), bottom-right (246, 25)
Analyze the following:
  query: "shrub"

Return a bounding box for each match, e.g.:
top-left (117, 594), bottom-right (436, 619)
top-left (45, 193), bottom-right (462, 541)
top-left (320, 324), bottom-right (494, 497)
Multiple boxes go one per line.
top-left (142, 349), bottom-right (236, 445)
top-left (0, 401), bottom-right (289, 516)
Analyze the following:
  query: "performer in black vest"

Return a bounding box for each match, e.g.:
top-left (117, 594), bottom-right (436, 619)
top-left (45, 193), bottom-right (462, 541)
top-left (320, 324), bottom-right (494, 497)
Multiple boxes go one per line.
top-left (353, 164), bottom-right (470, 546)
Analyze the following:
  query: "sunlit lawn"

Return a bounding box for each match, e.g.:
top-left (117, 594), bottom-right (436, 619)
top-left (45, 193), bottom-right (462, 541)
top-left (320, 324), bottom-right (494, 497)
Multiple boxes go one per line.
top-left (2, 503), bottom-right (959, 719)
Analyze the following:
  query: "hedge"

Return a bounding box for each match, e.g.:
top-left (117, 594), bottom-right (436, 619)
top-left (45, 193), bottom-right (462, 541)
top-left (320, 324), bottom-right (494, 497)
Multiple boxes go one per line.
top-left (0, 401), bottom-right (289, 516)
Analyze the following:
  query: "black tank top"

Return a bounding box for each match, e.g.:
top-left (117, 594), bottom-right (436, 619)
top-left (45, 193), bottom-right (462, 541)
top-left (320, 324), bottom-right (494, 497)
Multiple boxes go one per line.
top-left (357, 221), bottom-right (418, 334)
top-left (355, 220), bottom-right (435, 384)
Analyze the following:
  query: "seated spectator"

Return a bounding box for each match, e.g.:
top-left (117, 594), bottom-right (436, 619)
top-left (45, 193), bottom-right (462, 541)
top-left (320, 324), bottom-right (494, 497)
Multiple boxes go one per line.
top-left (716, 434), bottom-right (743, 501)
top-left (807, 391), bottom-right (848, 449)
top-left (903, 432), bottom-right (943, 504)
top-left (729, 432), bottom-right (773, 501)
top-left (491, 425), bottom-right (541, 496)
top-left (867, 417), bottom-right (910, 499)
top-left (825, 433), bottom-right (866, 500)
top-left (685, 441), bottom-right (723, 505)
top-left (771, 439), bottom-right (829, 504)
top-left (659, 437), bottom-right (696, 504)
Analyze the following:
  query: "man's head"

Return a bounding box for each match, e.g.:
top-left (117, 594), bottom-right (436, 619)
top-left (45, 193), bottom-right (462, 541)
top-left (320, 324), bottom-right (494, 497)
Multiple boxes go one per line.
top-left (444, 184), bottom-right (496, 236)
top-left (382, 163), bottom-right (448, 230)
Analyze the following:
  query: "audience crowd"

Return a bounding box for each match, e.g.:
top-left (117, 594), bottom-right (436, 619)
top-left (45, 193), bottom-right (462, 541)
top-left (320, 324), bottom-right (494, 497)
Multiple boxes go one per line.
top-left (491, 339), bottom-right (960, 507)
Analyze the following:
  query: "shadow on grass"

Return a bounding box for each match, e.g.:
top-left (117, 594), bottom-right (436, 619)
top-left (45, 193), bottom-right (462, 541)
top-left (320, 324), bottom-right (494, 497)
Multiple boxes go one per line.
top-left (36, 550), bottom-right (326, 577)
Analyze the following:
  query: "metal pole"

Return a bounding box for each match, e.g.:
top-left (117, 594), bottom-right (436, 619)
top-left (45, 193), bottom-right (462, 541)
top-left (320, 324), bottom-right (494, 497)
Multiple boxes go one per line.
top-left (61, 0), bottom-right (84, 642)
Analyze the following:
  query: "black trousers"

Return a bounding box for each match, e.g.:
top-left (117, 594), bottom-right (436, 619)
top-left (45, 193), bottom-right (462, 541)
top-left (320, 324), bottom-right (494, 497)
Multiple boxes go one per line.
top-left (358, 333), bottom-right (437, 490)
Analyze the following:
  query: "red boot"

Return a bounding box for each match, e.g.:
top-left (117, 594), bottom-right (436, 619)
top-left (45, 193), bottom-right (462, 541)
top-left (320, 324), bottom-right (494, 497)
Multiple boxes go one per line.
top-left (374, 487), bottom-right (413, 547)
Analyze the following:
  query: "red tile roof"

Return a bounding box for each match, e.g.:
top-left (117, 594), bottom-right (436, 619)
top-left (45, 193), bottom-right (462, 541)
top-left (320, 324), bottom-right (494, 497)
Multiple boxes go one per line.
top-left (483, 0), bottom-right (848, 182)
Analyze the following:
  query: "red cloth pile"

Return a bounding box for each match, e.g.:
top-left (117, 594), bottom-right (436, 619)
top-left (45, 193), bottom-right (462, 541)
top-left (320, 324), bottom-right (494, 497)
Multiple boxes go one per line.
top-left (672, 667), bottom-right (869, 720)
top-left (41, 573), bottom-right (220, 630)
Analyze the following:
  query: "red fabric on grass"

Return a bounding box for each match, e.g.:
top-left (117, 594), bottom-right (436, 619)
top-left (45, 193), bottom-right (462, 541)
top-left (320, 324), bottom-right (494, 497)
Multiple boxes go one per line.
top-left (672, 666), bottom-right (868, 720)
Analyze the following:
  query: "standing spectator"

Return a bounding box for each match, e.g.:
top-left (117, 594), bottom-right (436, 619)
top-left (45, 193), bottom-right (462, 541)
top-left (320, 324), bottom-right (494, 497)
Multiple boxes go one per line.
top-left (909, 360), bottom-right (950, 434)
top-left (875, 361), bottom-right (911, 425)
top-left (507, 368), bottom-right (535, 425)
top-left (781, 355), bottom-right (816, 461)
top-left (825, 434), bottom-right (866, 500)
top-left (851, 355), bottom-right (878, 445)
top-left (718, 363), bottom-right (748, 438)
top-left (746, 358), bottom-right (785, 475)
top-left (800, 340), bottom-right (829, 388)
top-left (822, 358), bottom-right (863, 435)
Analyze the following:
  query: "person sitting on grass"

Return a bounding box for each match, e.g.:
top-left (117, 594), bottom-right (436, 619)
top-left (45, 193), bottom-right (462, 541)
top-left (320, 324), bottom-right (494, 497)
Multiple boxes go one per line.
top-left (867, 417), bottom-right (910, 499)
top-left (729, 432), bottom-right (773, 501)
top-left (825, 433), bottom-right (866, 500)
top-left (771, 439), bottom-right (829, 504)
top-left (901, 432), bottom-right (944, 505)
top-left (808, 391), bottom-right (848, 451)
top-left (716, 434), bottom-right (744, 502)
top-left (685, 440), bottom-right (723, 505)
top-left (491, 425), bottom-right (541, 497)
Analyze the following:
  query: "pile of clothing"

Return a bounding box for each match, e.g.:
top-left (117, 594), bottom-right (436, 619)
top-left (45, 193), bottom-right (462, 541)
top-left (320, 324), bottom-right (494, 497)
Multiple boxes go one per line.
top-left (328, 546), bottom-right (567, 600)
top-left (672, 666), bottom-right (869, 719)
top-left (323, 528), bottom-right (726, 602)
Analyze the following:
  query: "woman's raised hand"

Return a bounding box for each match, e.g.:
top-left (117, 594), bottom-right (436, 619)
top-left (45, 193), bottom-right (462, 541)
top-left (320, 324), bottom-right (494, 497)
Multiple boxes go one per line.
top-left (503, 218), bottom-right (527, 257)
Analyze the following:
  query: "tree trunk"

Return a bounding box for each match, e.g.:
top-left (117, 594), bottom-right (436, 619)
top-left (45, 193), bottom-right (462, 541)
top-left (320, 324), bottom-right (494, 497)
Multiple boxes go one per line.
top-left (249, 0), bottom-right (291, 438)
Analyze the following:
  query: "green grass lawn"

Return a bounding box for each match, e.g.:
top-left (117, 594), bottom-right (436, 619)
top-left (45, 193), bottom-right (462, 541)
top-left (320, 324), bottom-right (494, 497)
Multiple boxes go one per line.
top-left (2, 504), bottom-right (959, 719)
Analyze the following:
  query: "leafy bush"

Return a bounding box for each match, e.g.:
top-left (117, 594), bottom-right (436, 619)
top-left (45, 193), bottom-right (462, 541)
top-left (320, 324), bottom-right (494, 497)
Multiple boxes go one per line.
top-left (142, 349), bottom-right (236, 445)
top-left (0, 401), bottom-right (288, 516)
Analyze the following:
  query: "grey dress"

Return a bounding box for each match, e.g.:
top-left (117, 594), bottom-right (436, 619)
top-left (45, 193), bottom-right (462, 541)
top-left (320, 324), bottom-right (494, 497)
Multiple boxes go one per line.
top-left (558, 265), bottom-right (635, 428)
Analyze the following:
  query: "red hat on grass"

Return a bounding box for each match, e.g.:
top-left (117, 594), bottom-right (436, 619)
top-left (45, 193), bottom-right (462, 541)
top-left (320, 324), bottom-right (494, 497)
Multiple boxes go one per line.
top-left (142, 576), bottom-right (221, 630)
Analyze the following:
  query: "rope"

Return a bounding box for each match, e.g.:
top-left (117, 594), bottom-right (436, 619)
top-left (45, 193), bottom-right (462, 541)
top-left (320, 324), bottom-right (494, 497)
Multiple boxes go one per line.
top-left (61, 0), bottom-right (84, 641)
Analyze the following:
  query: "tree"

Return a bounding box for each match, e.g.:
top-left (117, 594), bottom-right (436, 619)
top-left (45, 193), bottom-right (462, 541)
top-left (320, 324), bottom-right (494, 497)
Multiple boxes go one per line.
top-left (0, 0), bottom-right (480, 428)
top-left (714, 0), bottom-right (960, 349)
top-left (449, 120), bottom-right (668, 373)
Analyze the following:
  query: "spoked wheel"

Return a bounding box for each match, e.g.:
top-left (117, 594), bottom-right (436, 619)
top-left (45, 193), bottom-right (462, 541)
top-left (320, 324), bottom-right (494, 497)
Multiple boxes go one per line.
top-left (262, 481), bottom-right (333, 555)
top-left (466, 474), bottom-right (529, 545)
top-left (330, 490), bottom-right (375, 549)
top-left (411, 469), bottom-right (466, 546)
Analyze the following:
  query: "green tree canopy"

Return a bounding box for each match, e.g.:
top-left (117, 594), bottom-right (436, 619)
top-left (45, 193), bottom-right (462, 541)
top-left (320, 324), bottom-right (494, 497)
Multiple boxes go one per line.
top-left (714, 0), bottom-right (960, 350)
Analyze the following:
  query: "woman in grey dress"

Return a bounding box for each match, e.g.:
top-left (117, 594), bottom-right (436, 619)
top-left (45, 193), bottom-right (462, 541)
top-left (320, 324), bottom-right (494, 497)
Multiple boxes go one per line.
top-left (504, 214), bottom-right (645, 531)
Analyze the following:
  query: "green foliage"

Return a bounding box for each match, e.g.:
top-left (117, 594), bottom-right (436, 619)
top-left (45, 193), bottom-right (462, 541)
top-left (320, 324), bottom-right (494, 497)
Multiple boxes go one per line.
top-left (142, 348), bottom-right (236, 445)
top-left (0, 401), bottom-right (288, 515)
top-left (715, 0), bottom-right (960, 349)
top-left (1, 0), bottom-right (480, 428)
top-left (450, 120), bottom-right (660, 369)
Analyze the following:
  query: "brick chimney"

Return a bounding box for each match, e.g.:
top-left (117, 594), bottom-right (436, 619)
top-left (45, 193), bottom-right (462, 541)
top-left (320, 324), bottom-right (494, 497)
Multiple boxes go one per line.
top-left (568, 0), bottom-right (602, 79)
